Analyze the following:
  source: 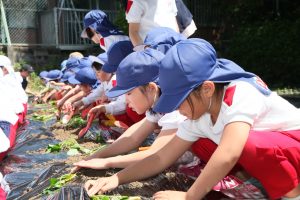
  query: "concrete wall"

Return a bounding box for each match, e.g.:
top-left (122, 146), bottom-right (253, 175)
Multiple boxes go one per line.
top-left (2, 45), bottom-right (102, 72)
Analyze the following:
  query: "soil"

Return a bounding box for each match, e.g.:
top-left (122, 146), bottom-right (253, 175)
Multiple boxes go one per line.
top-left (4, 102), bottom-right (230, 200)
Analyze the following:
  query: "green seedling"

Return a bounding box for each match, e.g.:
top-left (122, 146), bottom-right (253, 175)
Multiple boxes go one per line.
top-left (91, 195), bottom-right (141, 200)
top-left (42, 173), bottom-right (76, 195)
top-left (32, 113), bottom-right (54, 122)
top-left (65, 115), bottom-right (87, 129)
top-left (46, 138), bottom-right (91, 155)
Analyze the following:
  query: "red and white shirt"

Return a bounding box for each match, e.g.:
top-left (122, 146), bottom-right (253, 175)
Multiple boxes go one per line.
top-left (100, 35), bottom-right (129, 52)
top-left (177, 80), bottom-right (300, 144)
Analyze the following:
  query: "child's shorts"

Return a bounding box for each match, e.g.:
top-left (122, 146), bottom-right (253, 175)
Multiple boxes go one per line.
top-left (192, 130), bottom-right (300, 199)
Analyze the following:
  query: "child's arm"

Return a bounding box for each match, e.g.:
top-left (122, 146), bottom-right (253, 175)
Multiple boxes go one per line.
top-left (42, 89), bottom-right (57, 103)
top-left (185, 121), bottom-right (250, 199)
top-left (57, 86), bottom-right (81, 109)
top-left (104, 95), bottom-right (126, 115)
top-left (129, 23), bottom-right (142, 47)
top-left (63, 91), bottom-right (86, 105)
top-left (49, 81), bottom-right (66, 87)
top-left (74, 128), bottom-right (176, 169)
top-left (84, 135), bottom-right (192, 196)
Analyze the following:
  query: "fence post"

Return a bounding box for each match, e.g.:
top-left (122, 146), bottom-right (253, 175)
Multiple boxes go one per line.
top-left (0, 0), bottom-right (11, 45)
top-left (54, 7), bottom-right (59, 47)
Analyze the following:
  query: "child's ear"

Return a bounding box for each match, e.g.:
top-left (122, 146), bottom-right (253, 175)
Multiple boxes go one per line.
top-left (147, 82), bottom-right (157, 92)
top-left (202, 81), bottom-right (215, 97)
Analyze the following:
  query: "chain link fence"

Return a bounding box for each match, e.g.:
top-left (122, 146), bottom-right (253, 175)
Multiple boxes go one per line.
top-left (0, 0), bottom-right (48, 45)
top-left (0, 0), bottom-right (118, 48)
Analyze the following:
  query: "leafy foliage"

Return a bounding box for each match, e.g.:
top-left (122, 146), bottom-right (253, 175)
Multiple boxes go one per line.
top-left (32, 113), bottom-right (54, 122)
top-left (46, 138), bottom-right (91, 155)
top-left (91, 195), bottom-right (141, 200)
top-left (42, 174), bottom-right (76, 195)
top-left (65, 115), bottom-right (87, 129)
top-left (27, 72), bottom-right (46, 94)
top-left (114, 7), bottom-right (128, 35)
top-left (217, 0), bottom-right (300, 88)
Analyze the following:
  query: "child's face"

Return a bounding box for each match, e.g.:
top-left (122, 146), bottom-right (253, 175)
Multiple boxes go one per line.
top-left (80, 84), bottom-right (91, 93)
top-left (95, 70), bottom-right (111, 82)
top-left (178, 91), bottom-right (207, 120)
top-left (125, 87), bottom-right (151, 115)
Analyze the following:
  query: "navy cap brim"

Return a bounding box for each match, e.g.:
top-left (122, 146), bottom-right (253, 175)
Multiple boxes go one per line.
top-left (106, 85), bottom-right (137, 98)
top-left (81, 23), bottom-right (97, 38)
top-left (44, 75), bottom-right (63, 81)
top-left (102, 63), bottom-right (117, 73)
top-left (153, 88), bottom-right (193, 113)
top-left (98, 53), bottom-right (108, 63)
top-left (68, 75), bottom-right (81, 85)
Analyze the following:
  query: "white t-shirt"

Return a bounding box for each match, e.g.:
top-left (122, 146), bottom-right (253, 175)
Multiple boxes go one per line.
top-left (181, 20), bottom-right (197, 38)
top-left (4, 73), bottom-right (28, 104)
top-left (82, 75), bottom-right (126, 115)
top-left (100, 35), bottom-right (130, 52)
top-left (0, 79), bottom-right (24, 119)
top-left (146, 110), bottom-right (186, 130)
top-left (0, 86), bottom-right (19, 124)
top-left (0, 128), bottom-right (10, 153)
top-left (177, 81), bottom-right (300, 144)
top-left (126, 0), bottom-right (179, 42)
top-left (82, 74), bottom-right (117, 106)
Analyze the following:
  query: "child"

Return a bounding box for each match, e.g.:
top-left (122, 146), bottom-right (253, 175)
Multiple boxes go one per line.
top-left (143, 27), bottom-right (186, 54)
top-left (81, 10), bottom-right (129, 51)
top-left (84, 39), bottom-right (300, 200)
top-left (39, 69), bottom-right (63, 103)
top-left (68, 66), bottom-right (98, 107)
top-left (17, 64), bottom-right (34, 90)
top-left (126, 0), bottom-right (179, 47)
top-left (0, 56), bottom-right (28, 124)
top-left (86, 40), bottom-right (142, 128)
top-left (72, 48), bottom-right (186, 174)
top-left (175, 0), bottom-right (197, 37)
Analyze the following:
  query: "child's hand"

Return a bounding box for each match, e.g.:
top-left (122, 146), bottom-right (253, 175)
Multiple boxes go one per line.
top-left (62, 85), bottom-right (72, 90)
top-left (73, 158), bottom-right (109, 170)
top-left (88, 105), bottom-right (106, 119)
top-left (85, 175), bottom-right (119, 196)
top-left (72, 101), bottom-right (81, 111)
top-left (56, 99), bottom-right (63, 109)
top-left (153, 191), bottom-right (187, 200)
top-left (62, 101), bottom-right (73, 113)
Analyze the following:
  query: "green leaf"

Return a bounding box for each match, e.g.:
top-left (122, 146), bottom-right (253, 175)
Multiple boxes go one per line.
top-left (67, 148), bottom-right (79, 156)
top-left (42, 174), bottom-right (76, 195)
top-left (49, 178), bottom-right (58, 186)
top-left (91, 195), bottom-right (141, 200)
top-left (46, 144), bottom-right (61, 153)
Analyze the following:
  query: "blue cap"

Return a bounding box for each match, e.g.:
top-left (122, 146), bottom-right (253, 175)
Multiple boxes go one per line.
top-left (61, 59), bottom-right (68, 68)
top-left (106, 48), bottom-right (165, 98)
top-left (44, 69), bottom-right (63, 81)
top-left (81, 10), bottom-right (124, 38)
top-left (88, 55), bottom-right (104, 65)
top-left (60, 71), bottom-right (74, 82)
top-left (97, 53), bottom-right (108, 64)
top-left (102, 41), bottom-right (133, 73)
top-left (78, 57), bottom-right (93, 68)
top-left (65, 57), bottom-right (81, 72)
top-left (144, 27), bottom-right (186, 54)
top-left (68, 67), bottom-right (97, 86)
top-left (39, 70), bottom-right (48, 79)
top-left (153, 38), bottom-right (258, 113)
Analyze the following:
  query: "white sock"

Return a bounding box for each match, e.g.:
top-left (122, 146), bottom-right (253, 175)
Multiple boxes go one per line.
top-left (282, 195), bottom-right (300, 200)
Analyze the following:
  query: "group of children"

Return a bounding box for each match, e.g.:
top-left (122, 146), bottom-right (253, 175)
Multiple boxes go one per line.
top-left (0, 55), bottom-right (29, 198)
top-left (1, 1), bottom-right (300, 199)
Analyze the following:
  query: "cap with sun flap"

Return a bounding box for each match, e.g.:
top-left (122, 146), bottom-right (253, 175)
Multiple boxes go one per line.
top-left (106, 48), bottom-right (165, 98)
